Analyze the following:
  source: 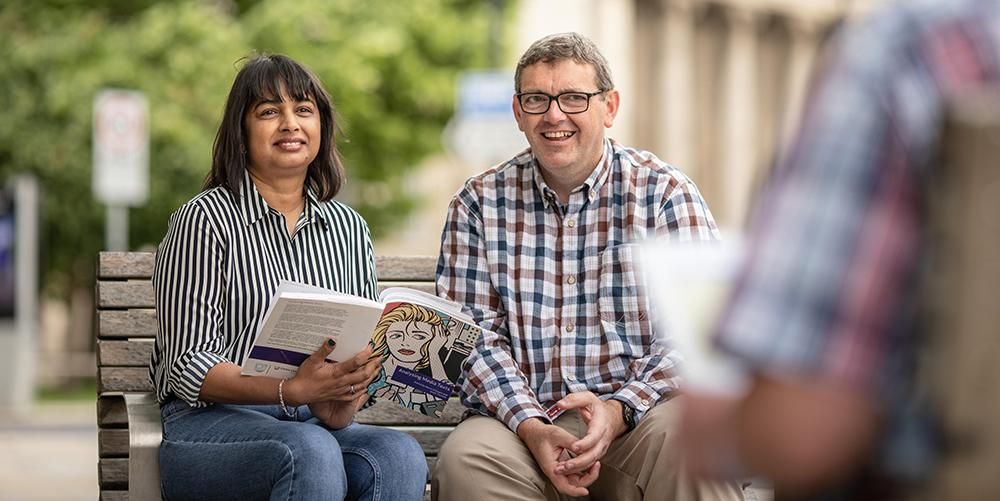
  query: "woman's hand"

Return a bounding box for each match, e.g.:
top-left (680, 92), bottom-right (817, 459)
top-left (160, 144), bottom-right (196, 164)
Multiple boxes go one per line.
top-left (285, 340), bottom-right (379, 427)
top-left (309, 386), bottom-right (372, 429)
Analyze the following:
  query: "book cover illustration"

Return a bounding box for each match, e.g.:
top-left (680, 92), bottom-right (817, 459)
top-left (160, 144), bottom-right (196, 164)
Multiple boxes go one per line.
top-left (367, 302), bottom-right (480, 418)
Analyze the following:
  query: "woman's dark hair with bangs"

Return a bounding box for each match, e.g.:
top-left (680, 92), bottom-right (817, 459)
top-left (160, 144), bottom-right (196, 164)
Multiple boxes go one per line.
top-left (205, 53), bottom-right (345, 201)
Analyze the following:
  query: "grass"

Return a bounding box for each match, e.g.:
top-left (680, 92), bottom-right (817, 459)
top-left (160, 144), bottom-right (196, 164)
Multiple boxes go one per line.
top-left (35, 378), bottom-right (97, 403)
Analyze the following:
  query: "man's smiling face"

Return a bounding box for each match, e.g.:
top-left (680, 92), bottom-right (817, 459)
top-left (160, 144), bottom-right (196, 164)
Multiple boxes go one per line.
top-left (513, 59), bottom-right (618, 188)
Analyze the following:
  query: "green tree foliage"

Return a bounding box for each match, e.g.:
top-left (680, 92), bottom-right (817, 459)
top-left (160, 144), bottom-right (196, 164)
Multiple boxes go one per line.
top-left (0, 0), bottom-right (492, 297)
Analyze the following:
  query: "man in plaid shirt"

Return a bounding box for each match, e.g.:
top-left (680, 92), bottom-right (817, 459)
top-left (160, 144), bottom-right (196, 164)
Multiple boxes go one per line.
top-left (432, 32), bottom-right (742, 501)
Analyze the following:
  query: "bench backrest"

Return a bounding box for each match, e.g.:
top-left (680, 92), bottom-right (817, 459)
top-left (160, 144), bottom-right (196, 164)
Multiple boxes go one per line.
top-left (96, 252), bottom-right (461, 499)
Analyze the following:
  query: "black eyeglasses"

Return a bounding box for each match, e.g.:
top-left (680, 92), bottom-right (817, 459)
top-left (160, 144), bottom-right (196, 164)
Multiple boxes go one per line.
top-left (515, 90), bottom-right (607, 114)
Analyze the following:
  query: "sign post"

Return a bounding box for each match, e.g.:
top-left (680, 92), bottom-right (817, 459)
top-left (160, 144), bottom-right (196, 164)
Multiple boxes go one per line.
top-left (92, 89), bottom-right (149, 250)
top-left (442, 70), bottom-right (527, 169)
top-left (0, 175), bottom-right (39, 413)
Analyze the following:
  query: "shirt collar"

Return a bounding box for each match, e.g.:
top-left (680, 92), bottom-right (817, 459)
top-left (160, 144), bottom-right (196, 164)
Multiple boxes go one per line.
top-left (238, 170), bottom-right (327, 229)
top-left (532, 138), bottom-right (614, 207)
top-left (239, 170), bottom-right (270, 226)
top-left (304, 188), bottom-right (328, 230)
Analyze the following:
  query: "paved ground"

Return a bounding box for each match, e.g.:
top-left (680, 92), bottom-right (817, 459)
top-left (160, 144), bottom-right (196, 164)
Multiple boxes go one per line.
top-left (0, 401), bottom-right (98, 501)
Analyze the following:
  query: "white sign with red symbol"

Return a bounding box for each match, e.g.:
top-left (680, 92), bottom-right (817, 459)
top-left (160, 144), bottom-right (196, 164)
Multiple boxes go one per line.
top-left (92, 89), bottom-right (149, 205)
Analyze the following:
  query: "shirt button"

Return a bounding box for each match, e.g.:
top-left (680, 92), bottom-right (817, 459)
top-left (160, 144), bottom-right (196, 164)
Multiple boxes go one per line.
top-left (566, 276), bottom-right (576, 285)
top-left (567, 219), bottom-right (576, 228)
top-left (589, 190), bottom-right (597, 198)
top-left (565, 323), bottom-right (575, 333)
top-left (640, 399), bottom-right (650, 407)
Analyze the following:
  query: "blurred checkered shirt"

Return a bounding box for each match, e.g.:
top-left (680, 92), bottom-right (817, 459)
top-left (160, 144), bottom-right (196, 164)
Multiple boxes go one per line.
top-left (714, 0), bottom-right (1000, 482)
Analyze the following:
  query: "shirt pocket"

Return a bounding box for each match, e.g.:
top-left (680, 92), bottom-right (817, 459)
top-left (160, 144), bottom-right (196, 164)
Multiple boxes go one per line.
top-left (596, 243), bottom-right (653, 358)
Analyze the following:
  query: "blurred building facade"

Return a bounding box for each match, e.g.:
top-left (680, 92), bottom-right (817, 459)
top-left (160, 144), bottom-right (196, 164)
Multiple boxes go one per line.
top-left (379, 0), bottom-right (886, 258)
top-left (514, 0), bottom-right (883, 229)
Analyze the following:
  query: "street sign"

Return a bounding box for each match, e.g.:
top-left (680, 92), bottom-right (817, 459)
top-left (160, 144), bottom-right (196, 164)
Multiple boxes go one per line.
top-left (443, 70), bottom-right (527, 168)
top-left (456, 70), bottom-right (516, 116)
top-left (93, 89), bottom-right (149, 206)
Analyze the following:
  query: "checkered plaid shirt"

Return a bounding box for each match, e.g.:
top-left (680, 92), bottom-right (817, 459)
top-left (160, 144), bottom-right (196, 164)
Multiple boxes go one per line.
top-left (437, 138), bottom-right (720, 433)
top-left (716, 0), bottom-right (1000, 395)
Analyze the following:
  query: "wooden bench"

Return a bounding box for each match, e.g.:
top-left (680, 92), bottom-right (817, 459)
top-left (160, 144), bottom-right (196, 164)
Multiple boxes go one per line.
top-left (96, 251), bottom-right (462, 501)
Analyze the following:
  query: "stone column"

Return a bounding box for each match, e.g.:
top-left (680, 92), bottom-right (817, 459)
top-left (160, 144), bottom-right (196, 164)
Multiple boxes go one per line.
top-left (659, 0), bottom-right (697, 175)
top-left (591, 0), bottom-right (637, 145)
top-left (780, 15), bottom-right (821, 147)
top-left (721, 5), bottom-right (758, 228)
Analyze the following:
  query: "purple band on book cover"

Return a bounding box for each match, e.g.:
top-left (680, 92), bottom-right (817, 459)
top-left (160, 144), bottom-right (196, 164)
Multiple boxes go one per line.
top-left (391, 366), bottom-right (454, 400)
top-left (248, 346), bottom-right (309, 367)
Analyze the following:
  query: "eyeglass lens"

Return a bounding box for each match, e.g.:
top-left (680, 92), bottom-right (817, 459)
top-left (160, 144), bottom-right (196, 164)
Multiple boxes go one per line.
top-left (520, 92), bottom-right (595, 114)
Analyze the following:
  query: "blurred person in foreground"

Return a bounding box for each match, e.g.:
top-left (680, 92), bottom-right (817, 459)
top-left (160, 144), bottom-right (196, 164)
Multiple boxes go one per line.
top-left (150, 54), bottom-right (427, 500)
top-left (682, 0), bottom-right (1000, 499)
top-left (432, 32), bottom-right (743, 501)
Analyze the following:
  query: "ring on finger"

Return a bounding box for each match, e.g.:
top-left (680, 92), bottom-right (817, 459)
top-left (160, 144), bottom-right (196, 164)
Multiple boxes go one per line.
top-left (349, 384), bottom-right (355, 394)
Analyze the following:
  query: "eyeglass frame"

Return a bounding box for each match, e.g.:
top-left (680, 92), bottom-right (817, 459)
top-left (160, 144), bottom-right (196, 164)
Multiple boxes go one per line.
top-left (515, 89), bottom-right (609, 115)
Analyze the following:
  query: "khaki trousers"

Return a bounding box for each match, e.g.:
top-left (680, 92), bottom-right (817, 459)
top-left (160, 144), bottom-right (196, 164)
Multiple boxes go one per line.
top-left (432, 396), bottom-right (744, 501)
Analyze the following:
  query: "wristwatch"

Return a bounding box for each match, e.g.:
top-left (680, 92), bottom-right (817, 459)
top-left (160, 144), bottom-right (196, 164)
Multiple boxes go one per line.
top-left (620, 401), bottom-right (637, 433)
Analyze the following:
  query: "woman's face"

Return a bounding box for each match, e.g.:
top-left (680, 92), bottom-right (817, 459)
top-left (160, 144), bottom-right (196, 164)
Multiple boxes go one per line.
top-left (244, 87), bottom-right (321, 178)
top-left (386, 320), bottom-right (433, 364)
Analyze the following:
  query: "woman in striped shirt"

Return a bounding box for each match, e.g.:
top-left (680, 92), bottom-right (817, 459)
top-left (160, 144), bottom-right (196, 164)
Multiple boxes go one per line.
top-left (150, 54), bottom-right (427, 500)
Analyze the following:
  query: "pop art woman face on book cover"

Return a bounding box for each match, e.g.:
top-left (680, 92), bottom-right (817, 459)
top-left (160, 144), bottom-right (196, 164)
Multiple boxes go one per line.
top-left (367, 302), bottom-right (479, 417)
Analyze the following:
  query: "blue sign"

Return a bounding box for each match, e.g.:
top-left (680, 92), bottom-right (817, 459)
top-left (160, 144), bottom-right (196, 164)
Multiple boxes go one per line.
top-left (0, 190), bottom-right (13, 318)
top-left (456, 70), bottom-right (515, 117)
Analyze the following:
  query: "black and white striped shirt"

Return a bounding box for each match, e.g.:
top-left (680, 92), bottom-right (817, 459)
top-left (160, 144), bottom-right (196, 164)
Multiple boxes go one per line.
top-left (150, 171), bottom-right (377, 406)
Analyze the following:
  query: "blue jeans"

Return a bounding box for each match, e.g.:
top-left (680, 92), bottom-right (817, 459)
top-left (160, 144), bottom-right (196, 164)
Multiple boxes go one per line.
top-left (159, 400), bottom-right (428, 501)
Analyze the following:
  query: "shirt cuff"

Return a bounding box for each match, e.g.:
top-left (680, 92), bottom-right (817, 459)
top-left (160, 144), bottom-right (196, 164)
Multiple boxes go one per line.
top-left (497, 394), bottom-right (549, 435)
top-left (170, 351), bottom-right (228, 406)
top-left (611, 381), bottom-right (664, 423)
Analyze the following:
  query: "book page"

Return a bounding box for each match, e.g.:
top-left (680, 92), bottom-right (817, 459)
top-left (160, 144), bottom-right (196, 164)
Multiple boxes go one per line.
top-left (241, 290), bottom-right (384, 378)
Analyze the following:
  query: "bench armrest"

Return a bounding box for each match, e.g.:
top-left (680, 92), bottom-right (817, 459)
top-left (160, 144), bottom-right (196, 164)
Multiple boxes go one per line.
top-left (124, 393), bottom-right (163, 501)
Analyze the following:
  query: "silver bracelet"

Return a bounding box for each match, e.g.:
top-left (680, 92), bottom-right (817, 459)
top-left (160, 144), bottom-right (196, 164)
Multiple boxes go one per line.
top-left (278, 379), bottom-right (298, 419)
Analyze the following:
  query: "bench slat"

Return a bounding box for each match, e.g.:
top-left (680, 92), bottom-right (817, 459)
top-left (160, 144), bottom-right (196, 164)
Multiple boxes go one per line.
top-left (98, 310), bottom-right (157, 339)
top-left (97, 281), bottom-right (154, 309)
top-left (96, 254), bottom-right (438, 281)
top-left (99, 458), bottom-right (128, 490)
top-left (99, 367), bottom-right (153, 393)
top-left (99, 429), bottom-right (130, 458)
top-left (98, 396), bottom-right (128, 427)
top-left (98, 252), bottom-right (155, 279)
top-left (99, 340), bottom-right (153, 367)
top-left (356, 400), bottom-right (465, 425)
top-left (375, 256), bottom-right (437, 281)
top-left (98, 280), bottom-right (437, 309)
top-left (378, 282), bottom-right (436, 295)
top-left (100, 491), bottom-right (126, 501)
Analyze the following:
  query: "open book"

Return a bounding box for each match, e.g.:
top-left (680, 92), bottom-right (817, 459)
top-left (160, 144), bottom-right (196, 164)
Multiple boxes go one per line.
top-left (240, 280), bottom-right (482, 417)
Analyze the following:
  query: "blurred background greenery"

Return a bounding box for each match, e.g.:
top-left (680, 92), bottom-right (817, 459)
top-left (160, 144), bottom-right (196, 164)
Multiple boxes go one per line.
top-left (0, 0), bottom-right (502, 301)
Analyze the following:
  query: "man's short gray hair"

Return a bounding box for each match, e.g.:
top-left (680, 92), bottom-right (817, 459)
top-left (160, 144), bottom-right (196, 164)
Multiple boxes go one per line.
top-left (514, 32), bottom-right (614, 93)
